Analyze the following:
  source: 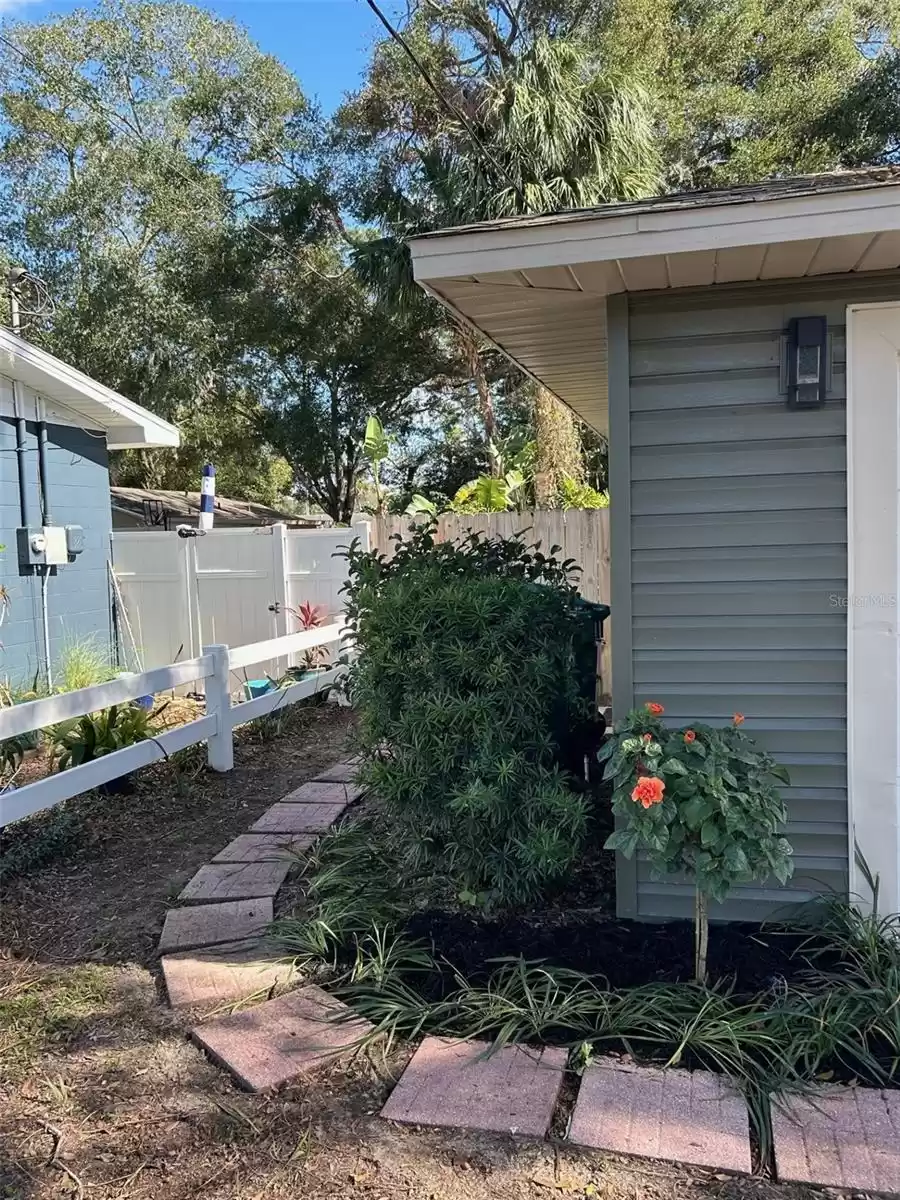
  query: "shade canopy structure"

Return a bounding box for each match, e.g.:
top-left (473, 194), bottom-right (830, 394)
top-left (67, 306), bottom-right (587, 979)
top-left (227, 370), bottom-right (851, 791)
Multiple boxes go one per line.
top-left (409, 168), bottom-right (900, 434)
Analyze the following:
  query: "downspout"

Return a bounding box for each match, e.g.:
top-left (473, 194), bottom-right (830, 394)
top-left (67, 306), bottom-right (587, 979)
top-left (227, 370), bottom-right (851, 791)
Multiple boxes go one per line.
top-left (36, 406), bottom-right (53, 524)
top-left (36, 397), bottom-right (53, 689)
top-left (9, 268), bottom-right (53, 688)
top-left (8, 278), bottom-right (33, 530)
top-left (13, 395), bottom-right (32, 528)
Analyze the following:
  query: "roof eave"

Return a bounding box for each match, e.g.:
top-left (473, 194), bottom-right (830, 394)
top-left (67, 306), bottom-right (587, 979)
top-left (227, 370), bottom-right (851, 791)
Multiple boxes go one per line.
top-left (0, 328), bottom-right (181, 450)
top-left (410, 180), bottom-right (900, 284)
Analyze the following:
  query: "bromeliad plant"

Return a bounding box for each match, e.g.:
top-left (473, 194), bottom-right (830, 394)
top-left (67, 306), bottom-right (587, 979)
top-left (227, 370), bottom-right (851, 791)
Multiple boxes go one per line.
top-left (600, 704), bottom-right (793, 983)
top-left (50, 703), bottom-right (163, 770)
top-left (285, 600), bottom-right (330, 672)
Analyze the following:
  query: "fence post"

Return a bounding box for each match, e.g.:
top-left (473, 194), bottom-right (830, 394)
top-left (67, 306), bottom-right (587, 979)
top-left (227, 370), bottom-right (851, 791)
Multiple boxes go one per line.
top-left (271, 522), bottom-right (290, 669)
top-left (204, 643), bottom-right (234, 771)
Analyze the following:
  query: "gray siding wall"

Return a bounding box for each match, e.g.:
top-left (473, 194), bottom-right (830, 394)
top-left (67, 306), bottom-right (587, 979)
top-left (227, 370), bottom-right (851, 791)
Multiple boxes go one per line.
top-left (615, 273), bottom-right (900, 922)
top-left (0, 417), bottom-right (113, 687)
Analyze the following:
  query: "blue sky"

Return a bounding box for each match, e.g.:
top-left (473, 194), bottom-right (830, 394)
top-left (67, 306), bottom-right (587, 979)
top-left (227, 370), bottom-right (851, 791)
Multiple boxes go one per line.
top-left (0, 0), bottom-right (400, 112)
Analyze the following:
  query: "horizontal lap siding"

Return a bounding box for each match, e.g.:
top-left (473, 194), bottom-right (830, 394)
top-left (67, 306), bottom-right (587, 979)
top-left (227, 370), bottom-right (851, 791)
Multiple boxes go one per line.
top-left (624, 280), bottom-right (877, 921)
top-left (0, 416), bottom-right (113, 684)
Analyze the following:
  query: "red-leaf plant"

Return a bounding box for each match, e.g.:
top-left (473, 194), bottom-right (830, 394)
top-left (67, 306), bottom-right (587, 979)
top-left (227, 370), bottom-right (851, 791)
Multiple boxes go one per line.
top-left (287, 601), bottom-right (329, 670)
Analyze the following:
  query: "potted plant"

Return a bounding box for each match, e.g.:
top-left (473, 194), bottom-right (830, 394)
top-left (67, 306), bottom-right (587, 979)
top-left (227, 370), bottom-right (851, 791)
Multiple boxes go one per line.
top-left (285, 600), bottom-right (330, 679)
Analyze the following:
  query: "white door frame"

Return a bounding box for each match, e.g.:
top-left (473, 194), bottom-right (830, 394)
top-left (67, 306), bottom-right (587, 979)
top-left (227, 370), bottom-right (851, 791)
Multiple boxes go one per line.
top-left (846, 301), bottom-right (900, 915)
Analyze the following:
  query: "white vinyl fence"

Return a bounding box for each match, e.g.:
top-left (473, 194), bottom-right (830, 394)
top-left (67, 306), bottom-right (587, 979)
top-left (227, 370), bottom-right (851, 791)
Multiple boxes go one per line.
top-left (111, 522), bottom-right (369, 679)
top-left (0, 622), bottom-right (347, 829)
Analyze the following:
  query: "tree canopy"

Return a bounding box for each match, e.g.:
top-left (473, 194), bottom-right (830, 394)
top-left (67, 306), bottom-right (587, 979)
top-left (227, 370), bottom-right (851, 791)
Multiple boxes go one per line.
top-left (0, 0), bottom-right (307, 496)
top-left (1, 0), bottom-right (899, 514)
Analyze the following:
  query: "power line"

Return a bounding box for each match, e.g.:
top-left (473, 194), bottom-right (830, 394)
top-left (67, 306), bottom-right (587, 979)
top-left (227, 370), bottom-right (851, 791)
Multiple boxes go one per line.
top-left (361, 0), bottom-right (524, 203)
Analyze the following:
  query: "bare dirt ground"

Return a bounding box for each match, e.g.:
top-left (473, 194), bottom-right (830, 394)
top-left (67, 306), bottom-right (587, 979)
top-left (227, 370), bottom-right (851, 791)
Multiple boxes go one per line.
top-left (1, 705), bottom-right (824, 1200)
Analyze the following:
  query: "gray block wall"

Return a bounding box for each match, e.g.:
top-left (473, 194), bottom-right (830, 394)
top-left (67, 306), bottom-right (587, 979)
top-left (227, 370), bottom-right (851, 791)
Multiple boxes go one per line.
top-left (611, 273), bottom-right (900, 922)
top-left (0, 417), bottom-right (114, 689)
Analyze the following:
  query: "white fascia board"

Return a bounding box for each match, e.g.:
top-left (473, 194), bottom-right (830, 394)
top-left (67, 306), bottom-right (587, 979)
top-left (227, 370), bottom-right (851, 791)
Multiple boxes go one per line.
top-left (105, 423), bottom-right (180, 450)
top-left (0, 328), bottom-right (180, 448)
top-left (410, 184), bottom-right (900, 283)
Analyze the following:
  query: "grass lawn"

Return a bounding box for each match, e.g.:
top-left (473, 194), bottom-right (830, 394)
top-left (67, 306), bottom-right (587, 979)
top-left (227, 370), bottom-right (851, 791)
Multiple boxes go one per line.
top-left (1, 705), bottom-right (823, 1200)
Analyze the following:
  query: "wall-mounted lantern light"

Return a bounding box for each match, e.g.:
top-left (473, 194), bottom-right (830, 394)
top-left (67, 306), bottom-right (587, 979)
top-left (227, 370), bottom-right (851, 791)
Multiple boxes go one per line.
top-left (786, 315), bottom-right (827, 408)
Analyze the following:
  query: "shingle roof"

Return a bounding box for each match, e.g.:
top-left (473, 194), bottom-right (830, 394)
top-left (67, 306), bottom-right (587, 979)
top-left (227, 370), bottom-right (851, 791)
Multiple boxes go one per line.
top-left (110, 487), bottom-right (323, 529)
top-left (413, 167), bottom-right (900, 240)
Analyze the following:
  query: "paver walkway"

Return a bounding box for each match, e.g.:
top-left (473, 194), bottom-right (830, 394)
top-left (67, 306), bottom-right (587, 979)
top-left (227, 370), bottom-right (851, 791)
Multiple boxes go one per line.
top-left (381, 1037), bottom-right (566, 1137)
top-left (772, 1086), bottom-right (900, 1191)
top-left (191, 984), bottom-right (372, 1091)
top-left (158, 898), bottom-right (273, 954)
top-left (568, 1061), bottom-right (750, 1174)
top-left (166, 754), bottom-right (900, 1193)
top-left (162, 939), bottom-right (296, 1009)
top-left (158, 759), bottom-right (359, 1012)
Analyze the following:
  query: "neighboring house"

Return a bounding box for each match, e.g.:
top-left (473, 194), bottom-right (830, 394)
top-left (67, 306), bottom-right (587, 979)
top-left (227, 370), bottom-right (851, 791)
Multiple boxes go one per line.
top-left (409, 166), bottom-right (900, 922)
top-left (0, 328), bottom-right (179, 686)
top-left (110, 487), bottom-right (321, 531)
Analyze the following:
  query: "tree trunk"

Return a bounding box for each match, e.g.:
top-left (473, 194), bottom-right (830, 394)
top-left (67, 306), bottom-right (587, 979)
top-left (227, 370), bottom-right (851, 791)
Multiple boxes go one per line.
top-left (533, 387), bottom-right (583, 507)
top-left (694, 888), bottom-right (709, 984)
top-left (456, 321), bottom-right (497, 468)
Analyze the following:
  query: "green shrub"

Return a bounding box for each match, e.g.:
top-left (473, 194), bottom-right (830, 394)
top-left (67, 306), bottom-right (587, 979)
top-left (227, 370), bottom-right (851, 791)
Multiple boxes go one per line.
top-left (50, 704), bottom-right (161, 770)
top-left (342, 521), bottom-right (595, 909)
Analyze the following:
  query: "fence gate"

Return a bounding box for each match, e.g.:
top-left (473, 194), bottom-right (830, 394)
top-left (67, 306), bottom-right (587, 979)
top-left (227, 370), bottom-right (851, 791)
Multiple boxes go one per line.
top-left (112, 523), bottom-right (369, 681)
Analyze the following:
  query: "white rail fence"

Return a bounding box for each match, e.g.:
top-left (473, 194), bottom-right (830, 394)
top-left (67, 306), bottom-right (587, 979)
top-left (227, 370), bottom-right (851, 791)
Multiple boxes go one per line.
top-left (0, 622), bottom-right (347, 829)
top-left (112, 522), bottom-right (369, 678)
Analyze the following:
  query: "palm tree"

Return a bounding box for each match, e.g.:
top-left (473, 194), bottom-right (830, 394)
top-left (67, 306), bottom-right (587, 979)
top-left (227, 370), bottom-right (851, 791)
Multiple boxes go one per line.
top-left (352, 32), bottom-right (661, 481)
top-left (441, 35), bottom-right (660, 217)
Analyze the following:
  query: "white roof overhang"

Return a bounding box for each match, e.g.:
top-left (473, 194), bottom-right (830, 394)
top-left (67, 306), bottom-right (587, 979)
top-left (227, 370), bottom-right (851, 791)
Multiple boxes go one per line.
top-left (0, 328), bottom-right (180, 449)
top-left (409, 175), bottom-right (900, 434)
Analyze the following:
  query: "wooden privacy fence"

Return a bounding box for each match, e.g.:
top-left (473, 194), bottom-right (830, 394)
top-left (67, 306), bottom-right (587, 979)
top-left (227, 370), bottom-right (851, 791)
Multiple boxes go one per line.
top-left (370, 508), bottom-right (612, 689)
top-left (0, 622), bottom-right (347, 829)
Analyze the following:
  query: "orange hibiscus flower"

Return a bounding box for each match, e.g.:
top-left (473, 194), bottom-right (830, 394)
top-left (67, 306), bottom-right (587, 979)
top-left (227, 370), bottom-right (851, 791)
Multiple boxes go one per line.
top-left (684, 729), bottom-right (696, 743)
top-left (733, 713), bottom-right (745, 726)
top-left (645, 702), bottom-right (664, 716)
top-left (631, 776), bottom-right (665, 808)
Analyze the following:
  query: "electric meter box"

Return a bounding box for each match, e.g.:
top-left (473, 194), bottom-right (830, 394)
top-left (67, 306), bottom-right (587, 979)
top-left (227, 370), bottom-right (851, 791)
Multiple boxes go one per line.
top-left (15, 525), bottom-right (69, 567)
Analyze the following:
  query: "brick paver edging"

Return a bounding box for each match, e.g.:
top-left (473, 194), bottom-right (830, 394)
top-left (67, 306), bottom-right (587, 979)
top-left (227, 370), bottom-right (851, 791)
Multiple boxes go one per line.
top-left (157, 764), bottom-right (361, 1013)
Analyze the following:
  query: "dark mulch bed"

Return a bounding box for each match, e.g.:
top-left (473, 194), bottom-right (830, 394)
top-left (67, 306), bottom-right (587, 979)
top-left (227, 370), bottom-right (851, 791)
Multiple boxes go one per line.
top-left (402, 909), bottom-right (828, 995)
top-left (395, 781), bottom-right (832, 997)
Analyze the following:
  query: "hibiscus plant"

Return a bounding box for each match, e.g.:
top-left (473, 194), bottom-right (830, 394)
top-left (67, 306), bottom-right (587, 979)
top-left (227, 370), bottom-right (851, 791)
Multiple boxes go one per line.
top-left (599, 703), bottom-right (794, 982)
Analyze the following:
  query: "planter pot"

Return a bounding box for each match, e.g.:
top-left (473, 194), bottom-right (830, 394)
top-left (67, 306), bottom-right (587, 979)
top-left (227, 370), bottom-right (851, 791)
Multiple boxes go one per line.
top-left (243, 679), bottom-right (275, 700)
top-left (300, 665), bottom-right (332, 705)
top-left (98, 771), bottom-right (135, 796)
